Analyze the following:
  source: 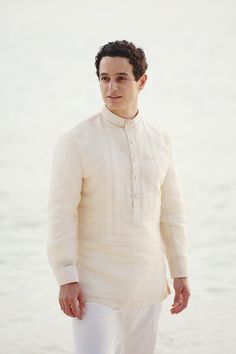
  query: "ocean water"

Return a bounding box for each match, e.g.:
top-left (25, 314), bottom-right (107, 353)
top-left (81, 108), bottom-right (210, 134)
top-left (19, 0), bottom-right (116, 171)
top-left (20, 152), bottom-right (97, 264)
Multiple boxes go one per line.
top-left (1, 1), bottom-right (236, 353)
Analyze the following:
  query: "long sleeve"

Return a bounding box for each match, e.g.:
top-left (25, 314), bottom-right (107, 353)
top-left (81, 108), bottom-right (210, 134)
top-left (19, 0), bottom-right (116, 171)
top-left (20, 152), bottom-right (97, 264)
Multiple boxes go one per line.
top-left (159, 134), bottom-right (188, 279)
top-left (44, 106), bottom-right (189, 308)
top-left (47, 131), bottom-right (82, 286)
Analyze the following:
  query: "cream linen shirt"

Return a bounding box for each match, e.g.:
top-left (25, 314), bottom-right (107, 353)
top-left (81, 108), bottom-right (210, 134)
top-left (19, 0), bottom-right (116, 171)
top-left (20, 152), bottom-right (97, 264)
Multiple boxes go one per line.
top-left (47, 104), bottom-right (188, 308)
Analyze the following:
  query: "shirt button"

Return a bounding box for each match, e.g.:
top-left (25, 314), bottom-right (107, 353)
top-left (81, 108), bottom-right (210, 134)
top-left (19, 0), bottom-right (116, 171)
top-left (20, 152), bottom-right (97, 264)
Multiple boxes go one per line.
top-left (133, 157), bottom-right (137, 161)
top-left (130, 139), bottom-right (134, 144)
top-left (134, 193), bottom-right (139, 198)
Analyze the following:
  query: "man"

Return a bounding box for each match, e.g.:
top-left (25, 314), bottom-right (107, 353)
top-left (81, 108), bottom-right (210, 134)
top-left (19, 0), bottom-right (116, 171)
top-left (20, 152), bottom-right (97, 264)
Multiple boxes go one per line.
top-left (47, 40), bottom-right (191, 354)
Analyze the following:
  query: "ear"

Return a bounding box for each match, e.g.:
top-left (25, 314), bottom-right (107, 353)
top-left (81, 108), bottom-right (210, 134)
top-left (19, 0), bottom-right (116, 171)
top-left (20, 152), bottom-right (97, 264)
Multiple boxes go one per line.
top-left (138, 73), bottom-right (147, 91)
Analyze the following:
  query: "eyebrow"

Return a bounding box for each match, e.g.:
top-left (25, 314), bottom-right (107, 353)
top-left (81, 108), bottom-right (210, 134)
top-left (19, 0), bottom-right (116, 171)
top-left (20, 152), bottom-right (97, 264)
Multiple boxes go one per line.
top-left (100, 72), bottom-right (129, 77)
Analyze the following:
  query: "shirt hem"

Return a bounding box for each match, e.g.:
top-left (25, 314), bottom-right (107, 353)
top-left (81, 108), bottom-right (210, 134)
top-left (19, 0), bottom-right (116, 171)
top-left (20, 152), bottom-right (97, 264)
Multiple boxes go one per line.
top-left (83, 291), bottom-right (170, 309)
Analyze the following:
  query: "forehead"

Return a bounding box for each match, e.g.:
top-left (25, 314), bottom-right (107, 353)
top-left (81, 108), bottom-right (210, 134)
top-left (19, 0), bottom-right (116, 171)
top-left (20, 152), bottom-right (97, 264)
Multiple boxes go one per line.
top-left (99, 56), bottom-right (133, 76)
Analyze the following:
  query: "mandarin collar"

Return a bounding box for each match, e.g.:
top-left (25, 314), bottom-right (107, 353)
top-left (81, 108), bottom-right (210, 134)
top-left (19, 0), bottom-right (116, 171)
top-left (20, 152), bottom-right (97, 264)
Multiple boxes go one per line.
top-left (100, 104), bottom-right (142, 127)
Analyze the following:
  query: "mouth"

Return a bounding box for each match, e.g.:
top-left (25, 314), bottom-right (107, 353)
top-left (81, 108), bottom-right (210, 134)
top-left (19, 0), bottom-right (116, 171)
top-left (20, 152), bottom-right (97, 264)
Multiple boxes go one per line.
top-left (107, 96), bottom-right (122, 100)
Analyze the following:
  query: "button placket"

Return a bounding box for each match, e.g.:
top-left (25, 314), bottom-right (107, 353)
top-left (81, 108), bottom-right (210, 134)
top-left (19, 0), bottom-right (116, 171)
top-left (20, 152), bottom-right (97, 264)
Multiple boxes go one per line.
top-left (124, 122), bottom-right (140, 217)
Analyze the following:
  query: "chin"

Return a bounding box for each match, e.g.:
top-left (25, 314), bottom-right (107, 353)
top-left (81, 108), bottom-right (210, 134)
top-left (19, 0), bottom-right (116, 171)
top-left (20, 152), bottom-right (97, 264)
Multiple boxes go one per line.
top-left (106, 102), bottom-right (120, 110)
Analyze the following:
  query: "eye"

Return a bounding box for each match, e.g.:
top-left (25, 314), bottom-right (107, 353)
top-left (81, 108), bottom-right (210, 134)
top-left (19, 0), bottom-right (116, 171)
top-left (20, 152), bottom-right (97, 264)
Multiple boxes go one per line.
top-left (117, 77), bottom-right (125, 80)
top-left (101, 77), bottom-right (109, 81)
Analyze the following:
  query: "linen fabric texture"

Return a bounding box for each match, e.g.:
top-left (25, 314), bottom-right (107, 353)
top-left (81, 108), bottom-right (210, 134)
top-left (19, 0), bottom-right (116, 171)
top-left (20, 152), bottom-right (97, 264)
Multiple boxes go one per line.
top-left (47, 104), bottom-right (189, 308)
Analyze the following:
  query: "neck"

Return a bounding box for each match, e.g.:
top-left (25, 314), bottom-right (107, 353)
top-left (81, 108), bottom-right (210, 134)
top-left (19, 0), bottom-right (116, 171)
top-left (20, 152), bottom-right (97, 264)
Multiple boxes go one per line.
top-left (105, 105), bottom-right (139, 120)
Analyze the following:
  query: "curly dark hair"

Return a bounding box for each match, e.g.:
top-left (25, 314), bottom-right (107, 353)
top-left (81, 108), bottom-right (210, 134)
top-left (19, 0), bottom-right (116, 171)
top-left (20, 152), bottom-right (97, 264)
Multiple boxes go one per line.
top-left (95, 40), bottom-right (148, 81)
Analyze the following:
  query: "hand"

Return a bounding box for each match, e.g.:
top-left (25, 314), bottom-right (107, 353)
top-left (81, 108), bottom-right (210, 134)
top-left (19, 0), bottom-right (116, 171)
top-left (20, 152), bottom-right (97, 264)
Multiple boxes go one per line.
top-left (59, 282), bottom-right (86, 319)
top-left (170, 277), bottom-right (191, 315)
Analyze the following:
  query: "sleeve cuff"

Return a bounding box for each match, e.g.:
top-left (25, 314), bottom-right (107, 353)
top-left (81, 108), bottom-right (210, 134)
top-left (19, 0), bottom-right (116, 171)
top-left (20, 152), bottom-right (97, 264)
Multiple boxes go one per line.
top-left (52, 265), bottom-right (80, 286)
top-left (168, 259), bottom-right (189, 279)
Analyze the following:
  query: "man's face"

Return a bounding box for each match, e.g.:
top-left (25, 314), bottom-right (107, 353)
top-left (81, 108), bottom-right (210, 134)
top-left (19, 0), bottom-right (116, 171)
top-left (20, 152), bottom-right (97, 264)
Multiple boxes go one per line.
top-left (98, 56), bottom-right (147, 118)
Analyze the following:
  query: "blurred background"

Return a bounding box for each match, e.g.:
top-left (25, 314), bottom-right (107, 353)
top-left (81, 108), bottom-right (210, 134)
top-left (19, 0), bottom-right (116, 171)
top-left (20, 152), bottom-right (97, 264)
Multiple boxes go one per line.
top-left (0, 0), bottom-right (235, 353)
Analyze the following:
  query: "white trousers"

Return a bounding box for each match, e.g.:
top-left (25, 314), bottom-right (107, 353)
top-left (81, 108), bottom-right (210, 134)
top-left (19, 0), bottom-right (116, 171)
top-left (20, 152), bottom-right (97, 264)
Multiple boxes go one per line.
top-left (72, 301), bottom-right (163, 354)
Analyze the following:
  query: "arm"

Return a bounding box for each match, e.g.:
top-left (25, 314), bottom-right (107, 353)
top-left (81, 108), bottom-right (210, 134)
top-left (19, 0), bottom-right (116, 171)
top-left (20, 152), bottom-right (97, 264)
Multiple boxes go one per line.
top-left (47, 131), bottom-right (82, 285)
top-left (159, 134), bottom-right (191, 313)
top-left (47, 131), bottom-right (86, 318)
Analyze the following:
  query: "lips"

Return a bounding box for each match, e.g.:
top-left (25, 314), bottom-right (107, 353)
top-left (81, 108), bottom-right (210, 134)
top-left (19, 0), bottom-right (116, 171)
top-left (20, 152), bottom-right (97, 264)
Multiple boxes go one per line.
top-left (107, 96), bottom-right (122, 99)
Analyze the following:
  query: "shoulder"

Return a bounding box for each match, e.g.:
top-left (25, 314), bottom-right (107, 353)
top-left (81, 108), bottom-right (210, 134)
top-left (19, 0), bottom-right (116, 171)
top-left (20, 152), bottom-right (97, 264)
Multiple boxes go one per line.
top-left (55, 111), bottom-right (100, 147)
top-left (143, 117), bottom-right (172, 145)
top-left (71, 112), bottom-right (100, 133)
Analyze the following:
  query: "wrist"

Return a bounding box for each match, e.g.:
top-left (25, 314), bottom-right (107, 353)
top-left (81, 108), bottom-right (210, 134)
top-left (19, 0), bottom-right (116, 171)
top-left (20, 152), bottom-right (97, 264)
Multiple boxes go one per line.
top-left (174, 277), bottom-right (188, 279)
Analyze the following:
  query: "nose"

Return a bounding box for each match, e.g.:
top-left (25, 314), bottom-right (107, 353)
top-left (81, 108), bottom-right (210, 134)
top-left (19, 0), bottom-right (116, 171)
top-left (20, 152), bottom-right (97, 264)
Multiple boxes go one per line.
top-left (108, 79), bottom-right (118, 92)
